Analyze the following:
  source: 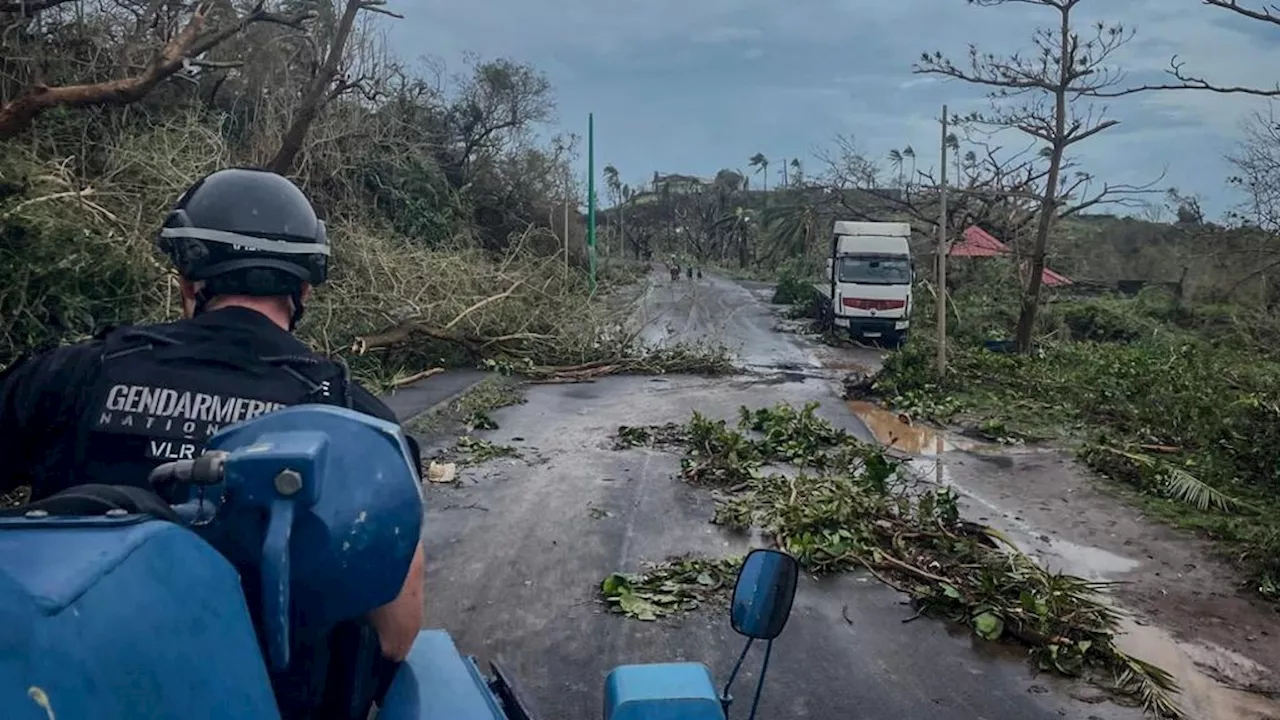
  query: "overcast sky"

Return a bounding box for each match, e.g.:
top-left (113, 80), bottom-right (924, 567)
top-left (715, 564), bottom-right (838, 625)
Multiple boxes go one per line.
top-left (384, 0), bottom-right (1280, 220)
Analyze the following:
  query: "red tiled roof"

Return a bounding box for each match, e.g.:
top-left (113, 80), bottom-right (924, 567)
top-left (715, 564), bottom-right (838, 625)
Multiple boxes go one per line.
top-left (950, 226), bottom-right (1008, 257)
top-left (948, 226), bottom-right (1073, 286)
top-left (1040, 266), bottom-right (1073, 287)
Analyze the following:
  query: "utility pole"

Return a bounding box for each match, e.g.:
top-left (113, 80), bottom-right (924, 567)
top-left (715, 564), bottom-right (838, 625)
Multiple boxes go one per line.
top-left (563, 165), bottom-right (570, 280)
top-left (936, 105), bottom-right (949, 374)
top-left (587, 113), bottom-right (597, 294)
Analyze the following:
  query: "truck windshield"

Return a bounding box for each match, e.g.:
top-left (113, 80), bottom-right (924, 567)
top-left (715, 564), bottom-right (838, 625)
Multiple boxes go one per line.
top-left (838, 256), bottom-right (911, 285)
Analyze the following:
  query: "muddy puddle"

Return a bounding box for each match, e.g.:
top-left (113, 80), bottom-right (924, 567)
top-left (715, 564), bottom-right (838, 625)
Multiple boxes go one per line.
top-left (844, 399), bottom-right (1280, 720)
top-left (1116, 618), bottom-right (1280, 720)
top-left (845, 400), bottom-right (969, 456)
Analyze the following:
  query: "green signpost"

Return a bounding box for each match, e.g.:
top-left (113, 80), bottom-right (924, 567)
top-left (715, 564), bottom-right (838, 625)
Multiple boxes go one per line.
top-left (587, 112), bottom-right (597, 294)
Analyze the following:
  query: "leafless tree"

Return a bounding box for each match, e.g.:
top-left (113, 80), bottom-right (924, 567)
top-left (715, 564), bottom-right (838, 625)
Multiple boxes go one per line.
top-left (914, 0), bottom-right (1160, 352)
top-left (268, 0), bottom-right (401, 174)
top-left (1227, 109), bottom-right (1280, 231)
top-left (1099, 1), bottom-right (1280, 97)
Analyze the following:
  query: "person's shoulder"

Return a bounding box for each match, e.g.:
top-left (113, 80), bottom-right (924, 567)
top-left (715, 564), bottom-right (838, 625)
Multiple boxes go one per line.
top-left (0, 337), bottom-right (104, 414)
top-left (1, 337), bottom-right (103, 387)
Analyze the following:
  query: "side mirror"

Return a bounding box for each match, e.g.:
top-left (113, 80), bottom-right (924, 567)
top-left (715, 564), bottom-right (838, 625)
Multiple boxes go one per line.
top-left (730, 548), bottom-right (799, 640)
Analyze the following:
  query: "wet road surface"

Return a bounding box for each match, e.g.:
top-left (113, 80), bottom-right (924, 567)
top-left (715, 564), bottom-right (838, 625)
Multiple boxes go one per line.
top-left (414, 271), bottom-right (1142, 720)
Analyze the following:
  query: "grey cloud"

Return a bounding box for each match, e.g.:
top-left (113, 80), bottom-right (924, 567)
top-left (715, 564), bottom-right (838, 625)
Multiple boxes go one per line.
top-left (386, 0), bottom-right (1280, 217)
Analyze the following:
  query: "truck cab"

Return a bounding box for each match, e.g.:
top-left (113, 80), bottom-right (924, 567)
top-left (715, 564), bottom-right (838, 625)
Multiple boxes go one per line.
top-left (820, 221), bottom-right (914, 347)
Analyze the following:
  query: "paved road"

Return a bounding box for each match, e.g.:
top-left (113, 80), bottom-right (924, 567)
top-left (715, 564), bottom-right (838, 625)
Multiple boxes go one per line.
top-left (414, 271), bottom-right (1140, 720)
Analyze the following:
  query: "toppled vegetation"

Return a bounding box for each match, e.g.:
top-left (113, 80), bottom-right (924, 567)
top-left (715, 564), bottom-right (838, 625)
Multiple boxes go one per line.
top-left (0, 2), bottom-right (732, 392)
top-left (601, 401), bottom-right (1185, 719)
top-left (601, 556), bottom-right (741, 621)
top-left (874, 277), bottom-right (1280, 604)
top-left (405, 376), bottom-right (528, 437)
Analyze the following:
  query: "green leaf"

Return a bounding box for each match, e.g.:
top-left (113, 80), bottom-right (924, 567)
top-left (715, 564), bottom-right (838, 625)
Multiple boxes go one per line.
top-left (618, 592), bottom-right (661, 621)
top-left (600, 573), bottom-right (631, 597)
top-left (973, 612), bottom-right (1005, 641)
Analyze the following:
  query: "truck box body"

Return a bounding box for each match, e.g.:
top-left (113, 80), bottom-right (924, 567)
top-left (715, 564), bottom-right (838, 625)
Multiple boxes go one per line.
top-left (816, 221), bottom-right (914, 345)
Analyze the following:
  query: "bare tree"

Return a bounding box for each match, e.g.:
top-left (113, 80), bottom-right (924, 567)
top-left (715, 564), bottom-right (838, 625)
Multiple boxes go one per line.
top-left (1099, 1), bottom-right (1280, 97)
top-left (0, 1), bottom-right (313, 139)
top-left (915, 0), bottom-right (1158, 352)
top-left (267, 0), bottom-right (401, 174)
top-left (1228, 109), bottom-right (1280, 230)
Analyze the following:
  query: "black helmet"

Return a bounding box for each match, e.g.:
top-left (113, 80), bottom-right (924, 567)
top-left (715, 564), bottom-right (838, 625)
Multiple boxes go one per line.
top-left (158, 167), bottom-right (329, 291)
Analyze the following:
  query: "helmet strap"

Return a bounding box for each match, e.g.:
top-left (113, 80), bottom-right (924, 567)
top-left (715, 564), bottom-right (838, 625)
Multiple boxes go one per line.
top-left (192, 287), bottom-right (215, 318)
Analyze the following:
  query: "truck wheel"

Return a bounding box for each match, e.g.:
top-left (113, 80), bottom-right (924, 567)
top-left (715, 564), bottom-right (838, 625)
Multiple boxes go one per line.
top-left (889, 332), bottom-right (908, 349)
top-left (818, 302), bottom-right (833, 331)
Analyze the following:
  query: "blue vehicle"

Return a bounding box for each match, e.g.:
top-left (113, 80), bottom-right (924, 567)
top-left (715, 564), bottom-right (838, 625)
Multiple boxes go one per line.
top-left (0, 405), bottom-right (799, 720)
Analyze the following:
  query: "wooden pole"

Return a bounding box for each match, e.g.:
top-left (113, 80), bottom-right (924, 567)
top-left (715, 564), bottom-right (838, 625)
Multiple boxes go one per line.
top-left (936, 105), bottom-right (949, 375)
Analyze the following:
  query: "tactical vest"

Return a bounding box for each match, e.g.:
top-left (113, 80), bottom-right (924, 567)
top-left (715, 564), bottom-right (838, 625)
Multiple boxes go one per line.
top-left (69, 325), bottom-right (353, 497)
top-left (69, 326), bottom-right (385, 718)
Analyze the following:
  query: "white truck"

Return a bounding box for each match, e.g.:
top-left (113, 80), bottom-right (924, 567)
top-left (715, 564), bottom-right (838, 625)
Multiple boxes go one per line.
top-left (815, 221), bottom-right (915, 347)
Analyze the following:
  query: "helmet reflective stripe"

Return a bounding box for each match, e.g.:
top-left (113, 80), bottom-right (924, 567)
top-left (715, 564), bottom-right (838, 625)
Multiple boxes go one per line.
top-left (159, 227), bottom-right (330, 256)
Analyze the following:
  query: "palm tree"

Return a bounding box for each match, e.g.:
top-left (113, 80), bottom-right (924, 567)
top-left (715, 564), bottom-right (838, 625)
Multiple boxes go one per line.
top-left (945, 133), bottom-right (960, 184)
top-left (748, 153), bottom-right (769, 193)
top-left (761, 199), bottom-right (817, 269)
top-left (603, 164), bottom-right (621, 206)
top-left (603, 164), bottom-right (621, 255)
top-left (789, 158), bottom-right (803, 186)
top-left (888, 149), bottom-right (904, 189)
top-left (621, 184), bottom-right (636, 258)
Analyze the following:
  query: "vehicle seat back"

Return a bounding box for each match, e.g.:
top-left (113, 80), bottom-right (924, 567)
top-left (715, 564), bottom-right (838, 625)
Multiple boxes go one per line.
top-left (0, 516), bottom-right (279, 720)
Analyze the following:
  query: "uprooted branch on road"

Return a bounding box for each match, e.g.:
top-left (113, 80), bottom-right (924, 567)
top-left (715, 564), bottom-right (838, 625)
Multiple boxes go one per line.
top-left (604, 401), bottom-right (1186, 719)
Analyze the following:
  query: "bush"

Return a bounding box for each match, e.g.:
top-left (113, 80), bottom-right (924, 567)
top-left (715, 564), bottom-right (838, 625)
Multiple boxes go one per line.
top-left (771, 275), bottom-right (815, 305)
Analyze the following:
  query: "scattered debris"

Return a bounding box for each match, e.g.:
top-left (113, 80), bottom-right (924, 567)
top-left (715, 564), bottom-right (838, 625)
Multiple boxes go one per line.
top-left (447, 436), bottom-right (521, 465)
top-left (391, 367), bottom-right (445, 388)
top-left (426, 461), bottom-right (457, 484)
top-left (600, 556), bottom-right (741, 621)
top-left (603, 401), bottom-right (1186, 718)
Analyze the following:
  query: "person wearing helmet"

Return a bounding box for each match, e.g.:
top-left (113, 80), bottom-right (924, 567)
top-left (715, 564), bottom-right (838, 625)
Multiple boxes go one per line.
top-left (0, 167), bottom-right (424, 715)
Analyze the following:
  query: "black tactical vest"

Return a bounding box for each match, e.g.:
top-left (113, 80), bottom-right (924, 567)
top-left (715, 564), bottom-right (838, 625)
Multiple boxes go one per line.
top-left (68, 325), bottom-right (352, 497)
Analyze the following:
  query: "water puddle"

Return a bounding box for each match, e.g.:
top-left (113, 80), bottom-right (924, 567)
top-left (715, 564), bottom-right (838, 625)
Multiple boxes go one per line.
top-left (1115, 617), bottom-right (1280, 720)
top-left (846, 398), bottom-right (1280, 718)
top-left (846, 400), bottom-right (964, 455)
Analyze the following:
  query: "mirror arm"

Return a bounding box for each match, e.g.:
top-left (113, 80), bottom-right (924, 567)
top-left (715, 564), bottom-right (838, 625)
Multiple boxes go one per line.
top-left (719, 637), bottom-right (753, 713)
top-left (745, 640), bottom-right (773, 720)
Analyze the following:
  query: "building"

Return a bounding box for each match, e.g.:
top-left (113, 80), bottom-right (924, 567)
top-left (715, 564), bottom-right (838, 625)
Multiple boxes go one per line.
top-left (949, 226), bottom-right (1072, 287)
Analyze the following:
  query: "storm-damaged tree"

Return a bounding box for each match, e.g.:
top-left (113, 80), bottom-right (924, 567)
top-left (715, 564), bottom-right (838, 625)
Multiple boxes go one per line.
top-left (267, 0), bottom-right (402, 174)
top-left (748, 153), bottom-right (770, 193)
top-left (603, 163), bottom-right (623, 256)
top-left (0, 0), bottom-right (315, 138)
top-left (915, 0), bottom-right (1159, 352)
top-left (1098, 0), bottom-right (1280, 293)
top-left (1103, 0), bottom-right (1280, 99)
top-left (815, 132), bottom-right (1053, 274)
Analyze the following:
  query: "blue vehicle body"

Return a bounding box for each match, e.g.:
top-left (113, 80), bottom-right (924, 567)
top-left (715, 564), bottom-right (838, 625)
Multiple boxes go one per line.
top-left (0, 405), bottom-right (795, 720)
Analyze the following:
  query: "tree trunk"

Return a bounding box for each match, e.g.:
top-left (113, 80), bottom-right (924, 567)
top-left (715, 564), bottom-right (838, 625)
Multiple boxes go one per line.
top-left (1013, 5), bottom-right (1071, 353)
top-left (0, 5), bottom-right (212, 138)
top-left (268, 0), bottom-right (364, 175)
